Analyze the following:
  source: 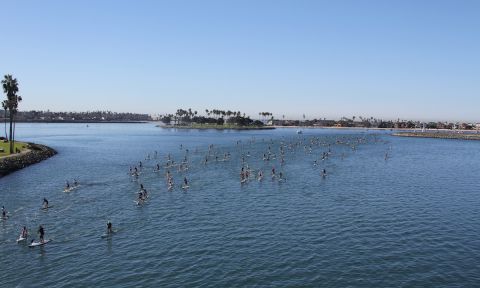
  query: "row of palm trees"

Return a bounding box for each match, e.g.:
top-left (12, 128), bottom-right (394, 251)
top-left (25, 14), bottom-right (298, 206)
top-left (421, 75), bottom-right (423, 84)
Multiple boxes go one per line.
top-left (175, 108), bottom-right (247, 122)
top-left (205, 109), bottom-right (245, 119)
top-left (162, 108), bottom-right (265, 126)
top-left (2, 74), bottom-right (22, 154)
top-left (170, 109), bottom-right (274, 124)
top-left (258, 112), bottom-right (273, 122)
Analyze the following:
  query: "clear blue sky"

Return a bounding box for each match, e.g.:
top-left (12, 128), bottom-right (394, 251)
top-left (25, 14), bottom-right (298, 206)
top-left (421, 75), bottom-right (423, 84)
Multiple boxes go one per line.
top-left (1, 0), bottom-right (479, 121)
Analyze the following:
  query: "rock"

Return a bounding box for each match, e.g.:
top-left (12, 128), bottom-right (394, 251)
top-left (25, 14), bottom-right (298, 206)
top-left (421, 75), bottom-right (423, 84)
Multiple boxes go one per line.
top-left (0, 143), bottom-right (57, 177)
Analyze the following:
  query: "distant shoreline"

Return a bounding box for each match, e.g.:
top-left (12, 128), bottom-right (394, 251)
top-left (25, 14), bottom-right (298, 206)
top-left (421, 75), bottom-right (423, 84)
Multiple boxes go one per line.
top-left (273, 126), bottom-right (480, 133)
top-left (16, 120), bottom-right (149, 124)
top-left (392, 132), bottom-right (480, 141)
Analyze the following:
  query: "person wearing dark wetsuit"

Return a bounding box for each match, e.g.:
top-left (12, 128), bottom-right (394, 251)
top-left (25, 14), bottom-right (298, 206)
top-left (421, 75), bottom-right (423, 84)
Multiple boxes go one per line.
top-left (107, 221), bottom-right (113, 234)
top-left (38, 225), bottom-right (45, 243)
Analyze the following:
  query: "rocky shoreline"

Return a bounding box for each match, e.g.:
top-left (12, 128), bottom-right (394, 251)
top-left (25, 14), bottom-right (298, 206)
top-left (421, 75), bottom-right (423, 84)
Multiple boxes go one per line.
top-left (393, 132), bottom-right (480, 141)
top-left (0, 143), bottom-right (57, 177)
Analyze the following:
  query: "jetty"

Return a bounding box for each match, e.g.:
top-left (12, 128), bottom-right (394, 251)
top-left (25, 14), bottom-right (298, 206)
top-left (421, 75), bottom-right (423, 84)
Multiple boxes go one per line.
top-left (393, 132), bottom-right (480, 141)
top-left (0, 142), bottom-right (57, 177)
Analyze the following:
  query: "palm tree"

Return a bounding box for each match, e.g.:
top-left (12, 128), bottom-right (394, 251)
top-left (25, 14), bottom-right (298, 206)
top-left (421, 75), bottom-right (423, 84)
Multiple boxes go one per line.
top-left (2, 75), bottom-right (22, 154)
top-left (2, 101), bottom-right (7, 139)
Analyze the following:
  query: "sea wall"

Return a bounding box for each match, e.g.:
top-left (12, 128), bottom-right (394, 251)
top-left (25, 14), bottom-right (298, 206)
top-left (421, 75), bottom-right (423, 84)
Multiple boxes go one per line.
top-left (0, 143), bottom-right (57, 177)
top-left (393, 132), bottom-right (480, 141)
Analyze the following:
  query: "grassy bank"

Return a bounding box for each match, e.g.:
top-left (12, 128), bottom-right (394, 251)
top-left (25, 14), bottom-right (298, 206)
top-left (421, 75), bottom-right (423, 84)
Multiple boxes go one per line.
top-left (159, 124), bottom-right (275, 130)
top-left (0, 141), bottom-right (29, 157)
top-left (0, 142), bottom-right (57, 177)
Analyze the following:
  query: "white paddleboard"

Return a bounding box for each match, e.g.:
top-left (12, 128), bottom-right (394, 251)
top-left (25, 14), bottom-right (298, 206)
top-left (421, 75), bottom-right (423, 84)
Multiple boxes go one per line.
top-left (101, 230), bottom-right (118, 238)
top-left (29, 239), bottom-right (51, 247)
top-left (182, 185), bottom-right (190, 190)
top-left (64, 185), bottom-right (80, 193)
top-left (17, 236), bottom-right (27, 243)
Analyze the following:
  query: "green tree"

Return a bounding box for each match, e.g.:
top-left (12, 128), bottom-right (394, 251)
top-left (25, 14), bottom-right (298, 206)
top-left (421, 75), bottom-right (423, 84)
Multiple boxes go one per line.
top-left (2, 75), bottom-right (22, 154)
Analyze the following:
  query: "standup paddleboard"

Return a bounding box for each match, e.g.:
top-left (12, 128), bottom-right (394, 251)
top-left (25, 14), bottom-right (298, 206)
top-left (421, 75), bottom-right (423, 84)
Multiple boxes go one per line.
top-left (64, 185), bottom-right (80, 193)
top-left (101, 230), bottom-right (118, 238)
top-left (41, 205), bottom-right (54, 210)
top-left (28, 239), bottom-right (51, 247)
top-left (16, 236), bottom-right (27, 243)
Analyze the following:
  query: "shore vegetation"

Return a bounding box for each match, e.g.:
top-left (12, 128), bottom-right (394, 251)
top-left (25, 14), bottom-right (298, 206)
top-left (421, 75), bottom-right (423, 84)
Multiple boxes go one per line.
top-left (159, 108), bottom-right (269, 129)
top-left (2, 74), bottom-right (22, 154)
top-left (0, 140), bottom-right (27, 157)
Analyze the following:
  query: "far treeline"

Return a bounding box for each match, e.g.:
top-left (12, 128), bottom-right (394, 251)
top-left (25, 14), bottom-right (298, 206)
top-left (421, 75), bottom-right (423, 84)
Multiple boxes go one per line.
top-left (161, 110), bottom-right (479, 130)
top-left (9, 110), bottom-right (152, 122)
top-left (278, 117), bottom-right (479, 130)
top-left (160, 108), bottom-right (269, 127)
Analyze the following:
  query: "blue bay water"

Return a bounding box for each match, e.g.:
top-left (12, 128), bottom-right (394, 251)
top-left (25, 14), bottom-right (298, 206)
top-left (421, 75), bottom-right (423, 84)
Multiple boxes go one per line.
top-left (1, 123), bottom-right (480, 287)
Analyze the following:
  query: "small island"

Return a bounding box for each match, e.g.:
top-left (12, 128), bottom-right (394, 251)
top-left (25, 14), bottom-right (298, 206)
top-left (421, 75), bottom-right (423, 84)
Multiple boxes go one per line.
top-left (157, 108), bottom-right (275, 130)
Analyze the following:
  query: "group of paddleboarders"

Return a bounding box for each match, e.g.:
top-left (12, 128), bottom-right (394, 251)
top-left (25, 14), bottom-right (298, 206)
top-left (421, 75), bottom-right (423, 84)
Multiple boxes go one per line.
top-left (16, 225), bottom-right (46, 245)
top-left (240, 167), bottom-right (251, 183)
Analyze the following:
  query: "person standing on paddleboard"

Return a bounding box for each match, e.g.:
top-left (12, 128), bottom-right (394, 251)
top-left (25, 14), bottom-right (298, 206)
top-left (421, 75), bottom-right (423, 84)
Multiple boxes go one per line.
top-left (38, 225), bottom-right (45, 243)
top-left (43, 198), bottom-right (49, 208)
top-left (21, 226), bottom-right (28, 238)
top-left (107, 221), bottom-right (113, 234)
